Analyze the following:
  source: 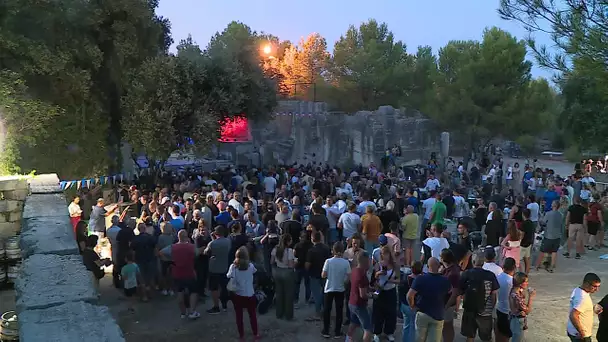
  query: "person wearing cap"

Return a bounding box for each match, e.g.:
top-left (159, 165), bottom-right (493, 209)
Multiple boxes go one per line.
top-left (372, 235), bottom-right (388, 268)
top-left (88, 198), bottom-right (118, 240)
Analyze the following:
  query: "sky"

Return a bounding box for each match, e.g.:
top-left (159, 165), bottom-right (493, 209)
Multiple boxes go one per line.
top-left (157, 0), bottom-right (555, 79)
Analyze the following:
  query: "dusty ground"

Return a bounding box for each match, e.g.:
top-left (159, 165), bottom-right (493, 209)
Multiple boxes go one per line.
top-left (98, 243), bottom-right (608, 342)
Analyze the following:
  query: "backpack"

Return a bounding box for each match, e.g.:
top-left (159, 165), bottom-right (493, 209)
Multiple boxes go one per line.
top-left (463, 272), bottom-right (487, 314)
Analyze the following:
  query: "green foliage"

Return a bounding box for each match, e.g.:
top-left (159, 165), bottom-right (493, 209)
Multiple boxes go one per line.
top-left (500, 0), bottom-right (608, 152)
top-left (205, 21), bottom-right (277, 122)
top-left (427, 27), bottom-right (552, 158)
top-left (328, 19), bottom-right (413, 111)
top-left (0, 0), bottom-right (171, 178)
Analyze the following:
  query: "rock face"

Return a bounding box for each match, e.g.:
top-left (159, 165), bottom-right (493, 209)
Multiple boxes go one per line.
top-left (16, 174), bottom-right (125, 342)
top-left (234, 101), bottom-right (439, 167)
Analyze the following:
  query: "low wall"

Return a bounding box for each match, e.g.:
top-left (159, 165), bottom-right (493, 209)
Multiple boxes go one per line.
top-left (0, 176), bottom-right (28, 239)
top-left (16, 174), bottom-right (124, 342)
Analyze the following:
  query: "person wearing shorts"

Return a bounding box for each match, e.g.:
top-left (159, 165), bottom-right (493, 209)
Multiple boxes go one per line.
top-left (461, 311), bottom-right (493, 341)
top-left (565, 197), bottom-right (588, 259)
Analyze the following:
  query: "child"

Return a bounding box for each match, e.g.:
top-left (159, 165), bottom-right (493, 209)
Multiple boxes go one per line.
top-left (121, 251), bottom-right (141, 311)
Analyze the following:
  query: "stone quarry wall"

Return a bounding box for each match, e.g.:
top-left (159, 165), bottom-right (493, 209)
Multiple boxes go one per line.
top-left (16, 174), bottom-right (124, 342)
top-left (232, 101), bottom-right (441, 167)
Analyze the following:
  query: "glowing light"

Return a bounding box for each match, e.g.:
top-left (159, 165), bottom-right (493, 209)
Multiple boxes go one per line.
top-left (218, 116), bottom-right (251, 143)
top-left (262, 45), bottom-right (272, 55)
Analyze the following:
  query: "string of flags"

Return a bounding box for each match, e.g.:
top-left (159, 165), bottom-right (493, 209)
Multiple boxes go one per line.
top-left (59, 169), bottom-right (151, 190)
top-left (273, 112), bottom-right (316, 117)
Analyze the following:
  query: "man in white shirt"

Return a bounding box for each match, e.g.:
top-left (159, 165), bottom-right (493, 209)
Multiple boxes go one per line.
top-left (421, 194), bottom-right (437, 238)
top-left (425, 174), bottom-right (440, 192)
top-left (321, 242), bottom-right (351, 337)
top-left (263, 173), bottom-right (277, 197)
top-left (495, 257), bottom-right (516, 342)
top-left (567, 273), bottom-right (601, 341)
top-left (323, 197), bottom-right (341, 245)
top-left (338, 203), bottom-right (361, 240)
top-left (481, 247), bottom-right (503, 276)
top-left (420, 224), bottom-right (450, 262)
top-left (526, 195), bottom-right (540, 225)
top-left (228, 191), bottom-right (245, 216)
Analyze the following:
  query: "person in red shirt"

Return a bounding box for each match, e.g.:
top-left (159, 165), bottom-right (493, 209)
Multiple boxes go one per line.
top-left (346, 251), bottom-right (373, 342)
top-left (160, 229), bottom-right (203, 319)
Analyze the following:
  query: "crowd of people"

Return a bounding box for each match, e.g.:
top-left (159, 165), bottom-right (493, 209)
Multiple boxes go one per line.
top-left (66, 157), bottom-right (608, 342)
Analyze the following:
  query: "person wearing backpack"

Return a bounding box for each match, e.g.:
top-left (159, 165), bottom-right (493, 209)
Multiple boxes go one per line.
top-left (447, 251), bottom-right (499, 342)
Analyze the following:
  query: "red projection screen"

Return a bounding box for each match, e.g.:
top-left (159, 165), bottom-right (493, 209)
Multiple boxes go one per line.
top-left (218, 116), bottom-right (252, 143)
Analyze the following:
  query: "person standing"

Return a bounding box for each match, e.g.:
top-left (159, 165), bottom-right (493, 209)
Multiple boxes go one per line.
top-left (227, 246), bottom-right (259, 341)
top-left (88, 198), bottom-right (117, 239)
top-left (338, 203), bottom-right (362, 242)
top-left (495, 257), bottom-right (516, 342)
top-left (159, 229), bottom-right (201, 319)
top-left (449, 252), bottom-right (499, 342)
top-left (536, 200), bottom-right (563, 272)
top-left (519, 209), bottom-right (535, 275)
top-left (271, 234), bottom-right (296, 321)
top-left (362, 205), bottom-right (382, 257)
top-left (321, 242), bottom-right (351, 338)
top-left (401, 205), bottom-right (419, 267)
top-left (346, 251), bottom-right (373, 342)
top-left (567, 273), bottom-right (601, 342)
top-left (508, 272), bottom-right (536, 342)
top-left (407, 257), bottom-right (451, 342)
top-left (564, 196), bottom-right (588, 260)
top-left (306, 231), bottom-right (331, 321)
top-left (68, 196), bottom-right (83, 233)
top-left (204, 226), bottom-right (232, 314)
top-left (399, 261), bottom-right (423, 342)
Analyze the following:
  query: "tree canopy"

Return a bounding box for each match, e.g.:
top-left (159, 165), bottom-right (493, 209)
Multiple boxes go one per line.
top-left (499, 0), bottom-right (608, 153)
top-left (0, 6), bottom-right (560, 177)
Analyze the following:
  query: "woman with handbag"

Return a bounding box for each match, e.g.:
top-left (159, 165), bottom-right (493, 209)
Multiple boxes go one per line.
top-left (371, 245), bottom-right (400, 342)
top-left (271, 234), bottom-right (296, 320)
top-left (227, 246), bottom-right (260, 341)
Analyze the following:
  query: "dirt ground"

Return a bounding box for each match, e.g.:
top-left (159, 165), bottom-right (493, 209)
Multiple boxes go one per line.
top-left (98, 242), bottom-right (608, 342)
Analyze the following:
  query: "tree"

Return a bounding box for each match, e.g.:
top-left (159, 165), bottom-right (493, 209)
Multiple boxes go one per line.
top-left (122, 54), bottom-right (218, 167)
top-left (278, 33), bottom-right (329, 99)
top-left (498, 0), bottom-right (607, 74)
top-left (0, 72), bottom-right (60, 174)
top-left (123, 25), bottom-right (278, 166)
top-left (329, 19), bottom-right (413, 111)
top-left (205, 21), bottom-right (277, 122)
top-left (559, 59), bottom-right (608, 152)
top-left (430, 27), bottom-right (552, 165)
top-left (0, 0), bottom-right (171, 178)
top-left (499, 0), bottom-right (608, 151)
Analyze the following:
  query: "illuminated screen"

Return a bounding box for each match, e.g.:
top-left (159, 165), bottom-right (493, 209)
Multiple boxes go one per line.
top-left (218, 116), bottom-right (251, 143)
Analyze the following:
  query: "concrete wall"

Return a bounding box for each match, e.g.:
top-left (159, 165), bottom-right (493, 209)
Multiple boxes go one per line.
top-left (16, 174), bottom-right (124, 342)
top-left (232, 101), bottom-right (440, 168)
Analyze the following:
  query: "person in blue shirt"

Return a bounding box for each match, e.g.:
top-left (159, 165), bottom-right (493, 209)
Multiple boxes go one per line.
top-left (543, 184), bottom-right (560, 212)
top-left (215, 201), bottom-right (231, 227)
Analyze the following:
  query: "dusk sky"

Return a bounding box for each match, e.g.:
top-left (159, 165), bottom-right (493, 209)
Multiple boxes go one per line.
top-left (157, 0), bottom-right (555, 79)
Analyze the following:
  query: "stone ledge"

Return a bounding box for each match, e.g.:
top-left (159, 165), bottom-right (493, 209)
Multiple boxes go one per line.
top-left (18, 301), bottom-right (125, 342)
top-left (15, 254), bottom-right (98, 312)
top-left (20, 216), bottom-right (79, 259)
top-left (0, 177), bottom-right (29, 191)
top-left (23, 193), bottom-right (69, 219)
top-left (28, 174), bottom-right (61, 194)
